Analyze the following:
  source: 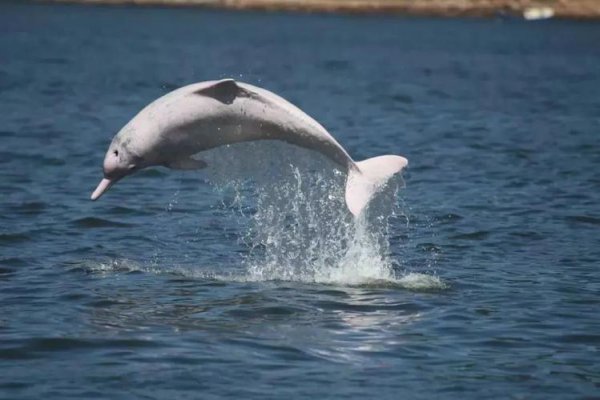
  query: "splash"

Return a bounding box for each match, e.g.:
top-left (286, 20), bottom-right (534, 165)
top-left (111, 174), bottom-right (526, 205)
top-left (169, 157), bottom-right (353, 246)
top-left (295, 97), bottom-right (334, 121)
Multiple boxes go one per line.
top-left (80, 259), bottom-right (447, 291)
top-left (197, 141), bottom-right (441, 287)
top-left (245, 183), bottom-right (394, 285)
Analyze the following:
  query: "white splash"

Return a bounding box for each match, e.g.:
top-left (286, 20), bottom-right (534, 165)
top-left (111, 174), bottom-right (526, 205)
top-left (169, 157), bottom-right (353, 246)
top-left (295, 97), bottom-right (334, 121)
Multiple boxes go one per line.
top-left (203, 142), bottom-right (443, 288)
top-left (88, 142), bottom-right (447, 290)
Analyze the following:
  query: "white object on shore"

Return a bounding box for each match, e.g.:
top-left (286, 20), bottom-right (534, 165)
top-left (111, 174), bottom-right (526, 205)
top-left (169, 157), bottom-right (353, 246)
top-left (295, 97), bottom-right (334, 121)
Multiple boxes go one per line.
top-left (523, 7), bottom-right (555, 21)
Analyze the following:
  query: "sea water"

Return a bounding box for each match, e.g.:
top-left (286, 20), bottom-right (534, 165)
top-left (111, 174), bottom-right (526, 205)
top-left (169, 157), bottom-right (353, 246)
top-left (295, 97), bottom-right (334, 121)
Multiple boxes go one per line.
top-left (1, 3), bottom-right (599, 399)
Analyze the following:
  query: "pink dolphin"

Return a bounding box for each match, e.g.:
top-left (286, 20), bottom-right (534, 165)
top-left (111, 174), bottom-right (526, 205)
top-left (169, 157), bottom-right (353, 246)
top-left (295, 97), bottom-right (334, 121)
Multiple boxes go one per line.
top-left (91, 79), bottom-right (407, 216)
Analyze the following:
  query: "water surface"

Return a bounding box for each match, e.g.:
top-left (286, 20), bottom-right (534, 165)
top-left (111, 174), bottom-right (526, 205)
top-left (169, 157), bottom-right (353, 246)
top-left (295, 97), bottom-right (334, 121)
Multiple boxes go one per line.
top-left (1, 3), bottom-right (599, 399)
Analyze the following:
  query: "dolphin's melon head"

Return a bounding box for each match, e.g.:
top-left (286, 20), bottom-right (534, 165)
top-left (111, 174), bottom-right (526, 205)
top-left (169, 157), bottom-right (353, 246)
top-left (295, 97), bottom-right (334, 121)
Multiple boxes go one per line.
top-left (91, 129), bottom-right (142, 201)
top-left (104, 140), bottom-right (136, 178)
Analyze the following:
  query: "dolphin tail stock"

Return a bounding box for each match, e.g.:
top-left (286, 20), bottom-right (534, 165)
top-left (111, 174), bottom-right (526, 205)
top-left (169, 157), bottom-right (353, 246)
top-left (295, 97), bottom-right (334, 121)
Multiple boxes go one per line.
top-left (344, 155), bottom-right (408, 216)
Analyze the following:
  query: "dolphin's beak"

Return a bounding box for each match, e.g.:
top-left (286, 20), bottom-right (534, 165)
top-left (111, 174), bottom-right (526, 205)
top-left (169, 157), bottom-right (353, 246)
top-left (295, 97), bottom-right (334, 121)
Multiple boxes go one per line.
top-left (90, 178), bottom-right (113, 201)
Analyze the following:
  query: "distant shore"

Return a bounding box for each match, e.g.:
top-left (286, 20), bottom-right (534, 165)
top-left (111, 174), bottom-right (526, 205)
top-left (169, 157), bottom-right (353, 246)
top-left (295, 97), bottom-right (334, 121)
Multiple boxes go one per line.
top-left (40, 0), bottom-right (600, 19)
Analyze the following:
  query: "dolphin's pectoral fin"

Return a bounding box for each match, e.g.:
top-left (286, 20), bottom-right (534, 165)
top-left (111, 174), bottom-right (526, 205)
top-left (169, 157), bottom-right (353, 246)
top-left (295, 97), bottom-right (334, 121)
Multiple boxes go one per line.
top-left (193, 79), bottom-right (242, 105)
top-left (165, 157), bottom-right (207, 170)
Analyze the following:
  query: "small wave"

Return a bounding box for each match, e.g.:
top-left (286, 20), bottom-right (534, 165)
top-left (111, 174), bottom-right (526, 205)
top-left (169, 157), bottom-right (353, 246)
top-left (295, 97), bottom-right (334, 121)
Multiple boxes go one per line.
top-left (0, 337), bottom-right (159, 361)
top-left (450, 230), bottom-right (490, 240)
top-left (0, 233), bottom-right (30, 244)
top-left (71, 217), bottom-right (133, 228)
top-left (565, 215), bottom-right (600, 225)
top-left (8, 201), bottom-right (46, 215)
top-left (0, 267), bottom-right (16, 275)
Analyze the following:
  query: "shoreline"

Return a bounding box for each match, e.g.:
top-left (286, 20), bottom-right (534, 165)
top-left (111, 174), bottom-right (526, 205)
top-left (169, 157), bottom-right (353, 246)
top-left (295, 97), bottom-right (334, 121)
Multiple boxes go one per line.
top-left (37, 0), bottom-right (600, 20)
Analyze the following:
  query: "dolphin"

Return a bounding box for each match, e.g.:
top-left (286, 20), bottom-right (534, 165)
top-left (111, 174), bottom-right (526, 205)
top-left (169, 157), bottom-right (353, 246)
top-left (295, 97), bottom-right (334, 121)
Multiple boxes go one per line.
top-left (91, 79), bottom-right (407, 216)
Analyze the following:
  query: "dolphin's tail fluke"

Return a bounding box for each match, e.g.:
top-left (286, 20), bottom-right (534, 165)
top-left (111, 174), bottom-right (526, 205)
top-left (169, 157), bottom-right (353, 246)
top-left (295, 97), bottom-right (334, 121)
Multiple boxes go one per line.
top-left (345, 155), bottom-right (408, 216)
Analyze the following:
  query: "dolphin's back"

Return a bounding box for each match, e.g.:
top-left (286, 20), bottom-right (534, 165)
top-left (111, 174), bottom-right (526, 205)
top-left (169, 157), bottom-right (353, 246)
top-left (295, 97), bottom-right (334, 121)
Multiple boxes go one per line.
top-left (171, 79), bottom-right (356, 170)
top-left (237, 82), bottom-right (332, 141)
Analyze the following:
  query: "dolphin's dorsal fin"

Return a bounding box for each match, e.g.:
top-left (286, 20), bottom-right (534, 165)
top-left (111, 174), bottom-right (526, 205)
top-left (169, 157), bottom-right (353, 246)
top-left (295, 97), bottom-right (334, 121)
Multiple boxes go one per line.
top-left (194, 79), bottom-right (241, 105)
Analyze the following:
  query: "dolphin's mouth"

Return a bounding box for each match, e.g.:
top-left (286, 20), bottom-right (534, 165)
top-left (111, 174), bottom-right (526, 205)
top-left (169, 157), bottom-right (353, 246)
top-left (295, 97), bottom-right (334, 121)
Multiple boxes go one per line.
top-left (90, 178), bottom-right (114, 201)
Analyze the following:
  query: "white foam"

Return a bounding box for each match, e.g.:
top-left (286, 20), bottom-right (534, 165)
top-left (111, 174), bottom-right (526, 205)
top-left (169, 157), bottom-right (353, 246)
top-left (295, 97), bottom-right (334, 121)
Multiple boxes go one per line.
top-left (396, 273), bottom-right (448, 290)
top-left (81, 258), bottom-right (446, 291)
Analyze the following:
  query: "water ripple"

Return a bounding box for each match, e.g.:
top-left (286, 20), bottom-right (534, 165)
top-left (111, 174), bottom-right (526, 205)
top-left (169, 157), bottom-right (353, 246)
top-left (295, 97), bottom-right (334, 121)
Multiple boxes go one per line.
top-left (71, 217), bottom-right (134, 228)
top-left (1, 4), bottom-right (599, 399)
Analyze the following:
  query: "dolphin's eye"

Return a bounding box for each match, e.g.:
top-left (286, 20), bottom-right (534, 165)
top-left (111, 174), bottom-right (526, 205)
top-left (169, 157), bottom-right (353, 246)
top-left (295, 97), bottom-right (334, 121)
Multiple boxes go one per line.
top-left (113, 150), bottom-right (119, 157)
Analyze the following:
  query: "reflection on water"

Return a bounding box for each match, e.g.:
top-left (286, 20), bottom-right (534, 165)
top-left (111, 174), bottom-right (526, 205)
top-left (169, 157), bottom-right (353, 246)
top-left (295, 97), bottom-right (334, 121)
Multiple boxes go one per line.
top-left (84, 264), bottom-right (430, 365)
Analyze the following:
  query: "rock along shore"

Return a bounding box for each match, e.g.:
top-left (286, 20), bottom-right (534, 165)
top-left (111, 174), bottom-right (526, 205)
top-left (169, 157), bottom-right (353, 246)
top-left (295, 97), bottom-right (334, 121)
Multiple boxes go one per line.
top-left (41, 0), bottom-right (600, 19)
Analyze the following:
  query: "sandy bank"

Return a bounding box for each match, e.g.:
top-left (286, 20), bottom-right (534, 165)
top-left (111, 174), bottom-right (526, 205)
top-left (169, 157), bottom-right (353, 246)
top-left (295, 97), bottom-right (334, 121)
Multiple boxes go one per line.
top-left (41, 0), bottom-right (600, 19)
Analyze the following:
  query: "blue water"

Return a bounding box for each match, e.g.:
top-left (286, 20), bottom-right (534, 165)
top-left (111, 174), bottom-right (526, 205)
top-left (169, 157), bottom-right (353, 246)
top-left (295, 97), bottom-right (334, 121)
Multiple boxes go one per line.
top-left (1, 3), bottom-right (600, 399)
